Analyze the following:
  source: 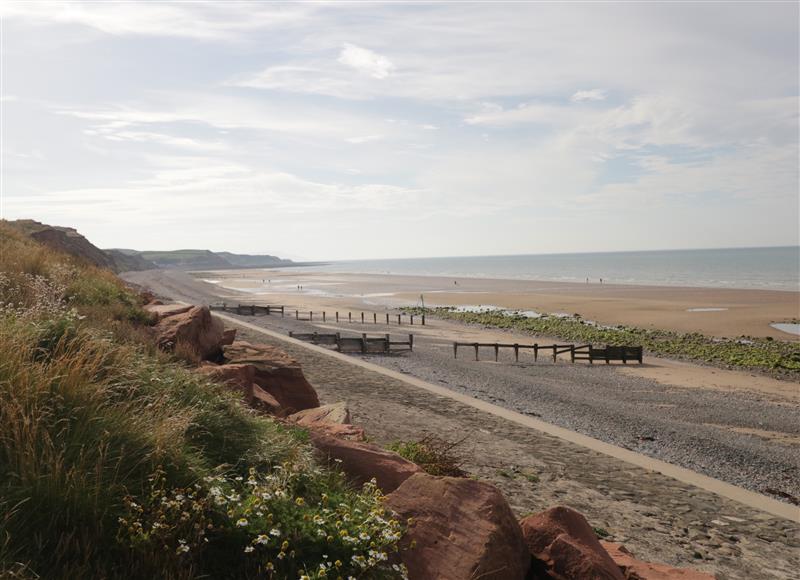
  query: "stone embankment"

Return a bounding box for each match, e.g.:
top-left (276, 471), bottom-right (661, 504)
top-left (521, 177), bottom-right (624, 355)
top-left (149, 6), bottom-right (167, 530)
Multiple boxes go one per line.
top-left (144, 300), bottom-right (714, 580)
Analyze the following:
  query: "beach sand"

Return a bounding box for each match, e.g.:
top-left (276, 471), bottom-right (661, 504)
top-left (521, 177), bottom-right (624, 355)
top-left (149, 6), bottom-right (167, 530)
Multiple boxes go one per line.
top-left (197, 269), bottom-right (800, 340)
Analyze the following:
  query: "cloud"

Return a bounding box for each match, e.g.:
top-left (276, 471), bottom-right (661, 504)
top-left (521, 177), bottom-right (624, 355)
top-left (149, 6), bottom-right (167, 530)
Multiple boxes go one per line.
top-left (571, 89), bottom-right (607, 102)
top-left (1, 2), bottom-right (316, 40)
top-left (337, 43), bottom-right (395, 79)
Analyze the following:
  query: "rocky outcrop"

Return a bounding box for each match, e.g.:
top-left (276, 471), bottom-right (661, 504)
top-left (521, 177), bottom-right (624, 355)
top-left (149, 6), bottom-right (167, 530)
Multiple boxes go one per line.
top-left (144, 303), bottom-right (193, 321)
top-left (310, 432), bottom-right (422, 492)
top-left (223, 341), bottom-right (319, 413)
top-left (520, 506), bottom-right (624, 580)
top-left (13, 219), bottom-right (117, 270)
top-left (385, 473), bottom-right (530, 580)
top-left (289, 402), bottom-right (351, 426)
top-left (154, 305), bottom-right (225, 361)
top-left (221, 329), bottom-right (237, 346)
top-left (601, 542), bottom-right (715, 580)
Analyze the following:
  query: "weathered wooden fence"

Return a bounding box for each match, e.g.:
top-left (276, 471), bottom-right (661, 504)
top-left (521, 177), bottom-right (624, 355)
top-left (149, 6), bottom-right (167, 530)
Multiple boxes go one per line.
top-left (210, 303), bottom-right (285, 316)
top-left (209, 304), bottom-right (423, 325)
top-left (289, 331), bottom-right (414, 354)
top-left (452, 342), bottom-right (641, 364)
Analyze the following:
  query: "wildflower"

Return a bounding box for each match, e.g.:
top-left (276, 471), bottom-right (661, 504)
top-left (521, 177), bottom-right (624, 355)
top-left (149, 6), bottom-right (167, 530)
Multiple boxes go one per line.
top-left (255, 534), bottom-right (269, 545)
top-left (270, 528), bottom-right (281, 537)
top-left (244, 546), bottom-right (254, 553)
top-left (236, 518), bottom-right (248, 527)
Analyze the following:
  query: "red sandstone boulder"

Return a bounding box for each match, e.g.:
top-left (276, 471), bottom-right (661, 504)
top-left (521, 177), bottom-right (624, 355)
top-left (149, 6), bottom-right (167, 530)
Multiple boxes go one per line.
top-left (145, 303), bottom-right (193, 321)
top-left (289, 402), bottom-right (351, 426)
top-left (221, 328), bottom-right (237, 346)
top-left (290, 402), bottom-right (364, 440)
top-left (154, 305), bottom-right (225, 360)
top-left (250, 384), bottom-right (283, 415)
top-left (520, 506), bottom-right (624, 580)
top-left (601, 542), bottom-right (715, 580)
top-left (310, 432), bottom-right (422, 492)
top-left (198, 362), bottom-right (284, 414)
top-left (385, 473), bottom-right (530, 580)
top-left (223, 341), bottom-right (319, 413)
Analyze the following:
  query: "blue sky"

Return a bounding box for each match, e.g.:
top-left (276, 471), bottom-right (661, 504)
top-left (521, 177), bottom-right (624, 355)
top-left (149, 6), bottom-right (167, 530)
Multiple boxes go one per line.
top-left (2, 1), bottom-right (798, 260)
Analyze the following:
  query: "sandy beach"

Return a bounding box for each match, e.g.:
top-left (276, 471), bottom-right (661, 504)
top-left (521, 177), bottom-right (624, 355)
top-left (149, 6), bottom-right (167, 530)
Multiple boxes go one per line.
top-left (195, 268), bottom-right (799, 340)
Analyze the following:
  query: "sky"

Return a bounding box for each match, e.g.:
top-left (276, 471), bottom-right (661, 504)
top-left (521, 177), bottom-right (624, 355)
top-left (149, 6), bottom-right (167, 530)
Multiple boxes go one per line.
top-left (2, 1), bottom-right (798, 261)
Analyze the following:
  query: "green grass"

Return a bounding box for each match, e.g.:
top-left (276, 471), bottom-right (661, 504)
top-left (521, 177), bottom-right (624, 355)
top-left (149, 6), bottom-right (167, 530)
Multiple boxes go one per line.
top-left (0, 221), bottom-right (407, 579)
top-left (388, 435), bottom-right (466, 477)
top-left (402, 306), bottom-right (800, 378)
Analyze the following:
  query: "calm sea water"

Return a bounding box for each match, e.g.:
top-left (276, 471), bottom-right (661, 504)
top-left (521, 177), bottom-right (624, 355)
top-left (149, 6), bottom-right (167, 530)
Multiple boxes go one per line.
top-left (301, 247), bottom-right (799, 291)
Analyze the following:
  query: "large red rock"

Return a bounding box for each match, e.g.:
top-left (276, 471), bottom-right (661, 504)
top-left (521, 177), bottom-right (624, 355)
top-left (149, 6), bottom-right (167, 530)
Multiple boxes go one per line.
top-left (520, 506), bottom-right (624, 580)
top-left (601, 542), bottom-right (715, 580)
top-left (221, 328), bottom-right (237, 346)
top-left (154, 305), bottom-right (225, 360)
top-left (310, 432), bottom-right (422, 492)
top-left (144, 303), bottom-right (193, 321)
top-left (198, 363), bottom-right (283, 414)
top-left (289, 402), bottom-right (351, 426)
top-left (385, 473), bottom-right (530, 580)
top-left (223, 341), bottom-right (319, 413)
top-left (289, 402), bottom-right (364, 440)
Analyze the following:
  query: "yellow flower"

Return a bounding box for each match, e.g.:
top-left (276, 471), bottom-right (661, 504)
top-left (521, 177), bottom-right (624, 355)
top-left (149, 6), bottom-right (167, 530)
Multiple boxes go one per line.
top-left (295, 497), bottom-right (305, 506)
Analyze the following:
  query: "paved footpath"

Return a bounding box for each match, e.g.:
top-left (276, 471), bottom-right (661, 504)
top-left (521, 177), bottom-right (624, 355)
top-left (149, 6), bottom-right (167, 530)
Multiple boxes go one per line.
top-left (225, 315), bottom-right (800, 580)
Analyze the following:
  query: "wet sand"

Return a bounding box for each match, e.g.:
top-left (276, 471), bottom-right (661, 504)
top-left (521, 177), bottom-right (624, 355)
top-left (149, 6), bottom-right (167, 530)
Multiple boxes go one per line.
top-left (197, 269), bottom-right (800, 340)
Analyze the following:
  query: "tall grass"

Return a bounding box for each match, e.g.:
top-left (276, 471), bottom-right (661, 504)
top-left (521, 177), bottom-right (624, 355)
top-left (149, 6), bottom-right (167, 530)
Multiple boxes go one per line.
top-left (0, 222), bottom-right (407, 579)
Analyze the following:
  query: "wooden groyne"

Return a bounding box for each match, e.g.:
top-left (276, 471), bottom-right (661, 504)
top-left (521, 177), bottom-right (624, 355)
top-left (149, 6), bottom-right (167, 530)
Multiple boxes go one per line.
top-left (209, 303), bottom-right (424, 325)
top-left (453, 342), bottom-right (642, 364)
top-left (289, 331), bottom-right (414, 354)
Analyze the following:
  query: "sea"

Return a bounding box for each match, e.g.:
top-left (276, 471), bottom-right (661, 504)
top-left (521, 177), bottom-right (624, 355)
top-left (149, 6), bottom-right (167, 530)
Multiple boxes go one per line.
top-left (297, 246), bottom-right (799, 292)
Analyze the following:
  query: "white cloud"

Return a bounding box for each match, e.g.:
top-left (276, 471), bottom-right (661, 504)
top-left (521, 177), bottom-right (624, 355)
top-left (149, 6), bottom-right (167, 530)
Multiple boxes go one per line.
top-left (337, 43), bottom-right (395, 79)
top-left (571, 89), bottom-right (607, 102)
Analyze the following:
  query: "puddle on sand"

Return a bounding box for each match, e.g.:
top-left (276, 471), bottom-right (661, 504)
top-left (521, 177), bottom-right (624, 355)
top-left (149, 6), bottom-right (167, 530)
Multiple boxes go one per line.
top-left (770, 323), bottom-right (800, 336)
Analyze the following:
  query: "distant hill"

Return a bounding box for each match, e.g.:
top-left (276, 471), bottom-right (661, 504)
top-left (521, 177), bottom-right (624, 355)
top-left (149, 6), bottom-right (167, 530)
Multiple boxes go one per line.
top-left (8, 219), bottom-right (136, 272)
top-left (6, 220), bottom-right (293, 273)
top-left (107, 249), bottom-right (294, 270)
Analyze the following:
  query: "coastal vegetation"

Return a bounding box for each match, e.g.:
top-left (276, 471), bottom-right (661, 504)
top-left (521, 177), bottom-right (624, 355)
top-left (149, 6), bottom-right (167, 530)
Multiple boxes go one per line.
top-left (0, 222), bottom-right (406, 579)
top-left (402, 307), bottom-right (800, 378)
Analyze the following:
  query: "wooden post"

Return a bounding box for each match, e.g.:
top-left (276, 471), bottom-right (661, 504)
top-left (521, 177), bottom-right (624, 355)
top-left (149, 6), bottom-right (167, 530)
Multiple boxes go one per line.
top-left (309, 311), bottom-right (313, 321)
top-left (323, 311), bottom-right (326, 322)
top-left (571, 345), bottom-right (575, 363)
top-left (514, 344), bottom-right (519, 362)
top-left (409, 334), bottom-right (414, 351)
top-left (336, 311), bottom-right (339, 323)
top-left (397, 314), bottom-right (401, 325)
top-left (454, 343), bottom-right (458, 359)
top-left (361, 333), bottom-right (367, 354)
top-left (374, 313), bottom-right (377, 324)
top-left (622, 350), bottom-right (627, 364)
top-left (295, 309), bottom-right (299, 320)
top-left (494, 343), bottom-right (499, 362)
top-left (386, 313), bottom-right (390, 324)
top-left (385, 333), bottom-right (390, 354)
top-left (474, 343), bottom-right (479, 361)
top-left (336, 332), bottom-right (341, 352)
top-left (422, 314), bottom-right (425, 326)
top-left (349, 312), bottom-right (352, 323)
top-left (534, 344), bottom-right (538, 362)
top-left (280, 306), bottom-right (284, 317)
top-left (361, 312), bottom-right (365, 324)
top-left (410, 315), bottom-right (414, 325)
top-left (552, 345), bottom-right (557, 363)
top-left (289, 331), bottom-right (293, 337)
